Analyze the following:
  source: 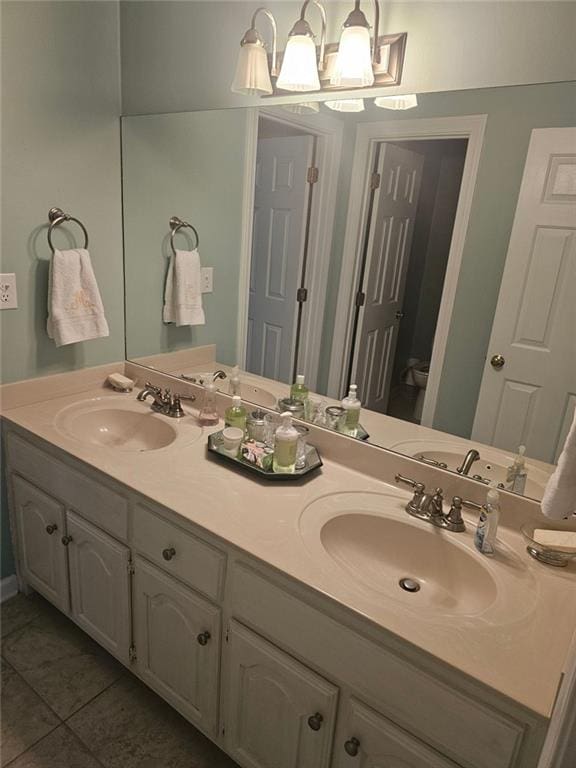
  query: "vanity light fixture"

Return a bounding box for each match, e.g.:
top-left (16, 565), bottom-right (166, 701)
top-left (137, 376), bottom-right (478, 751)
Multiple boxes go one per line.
top-left (282, 102), bottom-right (321, 114)
top-left (325, 98), bottom-right (365, 112)
top-left (375, 93), bottom-right (418, 110)
top-left (276, 0), bottom-right (327, 92)
top-left (231, 7), bottom-right (278, 96)
top-left (331, 1), bottom-right (380, 88)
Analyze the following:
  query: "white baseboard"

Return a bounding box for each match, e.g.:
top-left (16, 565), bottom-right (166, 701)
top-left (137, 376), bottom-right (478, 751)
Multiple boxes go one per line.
top-left (0, 575), bottom-right (18, 603)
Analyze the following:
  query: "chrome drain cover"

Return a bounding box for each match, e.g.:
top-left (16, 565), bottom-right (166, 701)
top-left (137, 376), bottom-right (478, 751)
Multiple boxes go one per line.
top-left (399, 577), bottom-right (421, 593)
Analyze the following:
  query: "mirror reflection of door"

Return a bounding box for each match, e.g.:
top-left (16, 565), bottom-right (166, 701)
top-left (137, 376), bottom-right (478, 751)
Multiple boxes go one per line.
top-left (247, 127), bottom-right (314, 384)
top-left (349, 138), bottom-right (468, 420)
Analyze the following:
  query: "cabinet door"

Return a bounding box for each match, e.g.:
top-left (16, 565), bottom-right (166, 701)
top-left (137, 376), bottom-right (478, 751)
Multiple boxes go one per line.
top-left (133, 557), bottom-right (221, 735)
top-left (66, 511), bottom-right (131, 664)
top-left (11, 474), bottom-right (69, 611)
top-left (223, 621), bottom-right (338, 768)
top-left (333, 698), bottom-right (458, 768)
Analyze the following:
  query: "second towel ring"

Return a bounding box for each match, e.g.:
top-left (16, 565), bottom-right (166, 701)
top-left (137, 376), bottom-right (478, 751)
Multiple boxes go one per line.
top-left (170, 216), bottom-right (199, 255)
top-left (47, 207), bottom-right (89, 253)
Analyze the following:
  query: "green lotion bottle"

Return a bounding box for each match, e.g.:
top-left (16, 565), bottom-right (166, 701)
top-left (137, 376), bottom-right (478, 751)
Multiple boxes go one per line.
top-left (224, 395), bottom-right (247, 431)
top-left (290, 374), bottom-right (309, 403)
top-left (273, 412), bottom-right (299, 474)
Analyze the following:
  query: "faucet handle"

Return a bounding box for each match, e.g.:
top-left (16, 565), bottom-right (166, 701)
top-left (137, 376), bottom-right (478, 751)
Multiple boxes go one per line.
top-left (445, 496), bottom-right (466, 532)
top-left (462, 498), bottom-right (483, 512)
top-left (144, 381), bottom-right (161, 394)
top-left (395, 474), bottom-right (425, 494)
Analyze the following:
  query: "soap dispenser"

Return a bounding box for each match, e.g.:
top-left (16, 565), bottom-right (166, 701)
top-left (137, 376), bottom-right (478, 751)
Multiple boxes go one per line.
top-left (474, 482), bottom-right (500, 556)
top-left (505, 445), bottom-right (527, 495)
top-left (198, 382), bottom-right (219, 426)
top-left (273, 412), bottom-right (299, 474)
top-left (290, 374), bottom-right (309, 403)
top-left (341, 384), bottom-right (362, 435)
top-left (229, 366), bottom-right (242, 396)
top-left (224, 395), bottom-right (247, 431)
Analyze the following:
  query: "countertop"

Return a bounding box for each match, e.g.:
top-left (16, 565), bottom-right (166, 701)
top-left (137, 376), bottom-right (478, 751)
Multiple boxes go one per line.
top-left (3, 386), bottom-right (575, 719)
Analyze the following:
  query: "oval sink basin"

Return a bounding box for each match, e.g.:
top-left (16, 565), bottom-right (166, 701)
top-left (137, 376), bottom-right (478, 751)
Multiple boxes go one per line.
top-left (182, 371), bottom-right (277, 409)
top-left (300, 492), bottom-right (535, 622)
top-left (55, 396), bottom-right (201, 452)
top-left (389, 439), bottom-right (551, 500)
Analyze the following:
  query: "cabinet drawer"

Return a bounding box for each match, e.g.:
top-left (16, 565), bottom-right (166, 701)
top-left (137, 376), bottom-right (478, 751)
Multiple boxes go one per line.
top-left (231, 563), bottom-right (525, 768)
top-left (133, 503), bottom-right (226, 602)
top-left (7, 433), bottom-right (128, 540)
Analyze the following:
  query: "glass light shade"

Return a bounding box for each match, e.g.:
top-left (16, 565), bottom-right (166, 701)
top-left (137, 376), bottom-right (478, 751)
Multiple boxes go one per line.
top-left (277, 35), bottom-right (320, 92)
top-left (374, 94), bottom-right (418, 110)
top-left (231, 43), bottom-right (272, 96)
top-left (330, 26), bottom-right (374, 88)
top-left (325, 99), bottom-right (365, 113)
top-left (282, 102), bottom-right (320, 115)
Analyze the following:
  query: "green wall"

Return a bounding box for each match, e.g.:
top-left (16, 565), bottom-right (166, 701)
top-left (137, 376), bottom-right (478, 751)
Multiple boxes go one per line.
top-left (318, 82), bottom-right (576, 436)
top-left (122, 109), bottom-right (250, 364)
top-left (1, 0), bottom-right (123, 578)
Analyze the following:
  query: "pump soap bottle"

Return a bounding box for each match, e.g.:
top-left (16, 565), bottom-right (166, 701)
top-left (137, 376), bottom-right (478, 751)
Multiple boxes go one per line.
top-left (225, 395), bottom-right (247, 431)
top-left (341, 384), bottom-right (362, 435)
top-left (506, 445), bottom-right (527, 495)
top-left (273, 412), bottom-right (299, 474)
top-left (229, 366), bottom-right (242, 396)
top-left (474, 482), bottom-right (500, 556)
top-left (290, 374), bottom-right (309, 403)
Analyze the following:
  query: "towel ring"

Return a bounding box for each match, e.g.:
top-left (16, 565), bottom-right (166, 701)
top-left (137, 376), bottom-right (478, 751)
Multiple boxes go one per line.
top-left (169, 216), bottom-right (199, 256)
top-left (47, 208), bottom-right (89, 253)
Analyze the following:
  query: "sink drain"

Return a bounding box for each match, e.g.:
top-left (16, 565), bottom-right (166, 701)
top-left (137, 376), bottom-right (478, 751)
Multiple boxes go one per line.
top-left (399, 577), bottom-right (421, 593)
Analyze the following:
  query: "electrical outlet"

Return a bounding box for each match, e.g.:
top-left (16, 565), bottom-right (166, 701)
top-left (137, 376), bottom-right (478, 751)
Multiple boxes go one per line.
top-left (201, 267), bottom-right (213, 294)
top-left (0, 273), bottom-right (18, 309)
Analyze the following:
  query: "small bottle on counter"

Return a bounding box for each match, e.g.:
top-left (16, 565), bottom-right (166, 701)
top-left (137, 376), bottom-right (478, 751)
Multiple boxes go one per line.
top-left (474, 483), bottom-right (500, 556)
top-left (505, 445), bottom-right (527, 495)
top-left (341, 384), bottom-right (361, 436)
top-left (290, 374), bottom-right (309, 403)
top-left (224, 395), bottom-right (247, 431)
top-left (198, 382), bottom-right (219, 426)
top-left (273, 412), bottom-right (299, 474)
top-left (229, 366), bottom-right (242, 396)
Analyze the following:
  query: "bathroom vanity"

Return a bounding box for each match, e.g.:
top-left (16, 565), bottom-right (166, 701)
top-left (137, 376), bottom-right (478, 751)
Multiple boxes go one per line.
top-left (3, 373), bottom-right (575, 768)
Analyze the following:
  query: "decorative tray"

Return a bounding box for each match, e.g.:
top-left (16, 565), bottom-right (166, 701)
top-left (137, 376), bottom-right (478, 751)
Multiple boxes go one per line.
top-left (356, 424), bottom-right (370, 441)
top-left (207, 431), bottom-right (323, 481)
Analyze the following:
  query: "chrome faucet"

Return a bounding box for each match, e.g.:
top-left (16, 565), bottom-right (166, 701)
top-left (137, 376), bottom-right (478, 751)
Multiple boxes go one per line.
top-left (212, 370), bottom-right (227, 382)
top-left (137, 382), bottom-right (196, 418)
top-left (456, 449), bottom-right (481, 476)
top-left (395, 474), bottom-right (466, 532)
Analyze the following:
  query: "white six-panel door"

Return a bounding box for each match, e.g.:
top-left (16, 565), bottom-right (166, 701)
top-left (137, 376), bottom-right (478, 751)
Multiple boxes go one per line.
top-left (247, 135), bottom-right (314, 383)
top-left (473, 128), bottom-right (576, 462)
top-left (353, 143), bottom-right (424, 412)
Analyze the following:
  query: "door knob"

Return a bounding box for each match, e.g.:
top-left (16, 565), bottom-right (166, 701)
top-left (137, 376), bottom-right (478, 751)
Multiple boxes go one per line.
top-left (395, 311), bottom-right (405, 320)
top-left (490, 354), bottom-right (505, 370)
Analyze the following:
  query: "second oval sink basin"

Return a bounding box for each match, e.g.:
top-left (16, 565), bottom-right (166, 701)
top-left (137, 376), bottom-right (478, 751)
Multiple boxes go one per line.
top-left (54, 396), bottom-right (202, 452)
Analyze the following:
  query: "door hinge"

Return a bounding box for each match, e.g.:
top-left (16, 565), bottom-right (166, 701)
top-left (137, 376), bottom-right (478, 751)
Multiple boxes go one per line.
top-left (296, 287), bottom-right (308, 303)
top-left (355, 292), bottom-right (365, 307)
top-left (307, 166), bottom-right (319, 184)
top-left (225, 628), bottom-right (230, 643)
top-left (370, 172), bottom-right (381, 190)
top-left (127, 561), bottom-right (135, 575)
top-left (129, 644), bottom-right (137, 663)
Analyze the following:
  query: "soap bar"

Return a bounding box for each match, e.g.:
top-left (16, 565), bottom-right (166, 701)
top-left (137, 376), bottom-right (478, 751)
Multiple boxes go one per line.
top-left (533, 529), bottom-right (576, 549)
top-left (107, 373), bottom-right (134, 392)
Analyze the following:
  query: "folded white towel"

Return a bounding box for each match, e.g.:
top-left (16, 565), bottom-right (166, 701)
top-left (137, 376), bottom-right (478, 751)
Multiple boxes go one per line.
top-left (47, 248), bottom-right (109, 347)
top-left (541, 409), bottom-right (576, 519)
top-left (163, 248), bottom-right (205, 326)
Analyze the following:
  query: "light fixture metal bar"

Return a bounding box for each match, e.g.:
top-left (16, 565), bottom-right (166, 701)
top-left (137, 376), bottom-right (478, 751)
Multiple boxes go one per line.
top-left (248, 7), bottom-right (279, 76)
top-left (299, 0), bottom-right (327, 71)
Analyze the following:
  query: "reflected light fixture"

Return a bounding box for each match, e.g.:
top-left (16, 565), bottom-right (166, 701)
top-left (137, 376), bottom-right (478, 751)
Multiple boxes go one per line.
top-left (277, 0), bottom-right (327, 92)
top-left (282, 102), bottom-right (321, 114)
top-left (374, 94), bottom-right (418, 110)
top-left (231, 8), bottom-right (278, 95)
top-left (325, 99), bottom-right (365, 112)
top-left (331, 1), bottom-right (380, 88)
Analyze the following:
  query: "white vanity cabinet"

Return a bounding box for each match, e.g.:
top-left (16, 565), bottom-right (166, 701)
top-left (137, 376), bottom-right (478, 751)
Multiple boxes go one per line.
top-left (223, 620), bottom-right (338, 768)
top-left (333, 697), bottom-right (459, 768)
top-left (11, 474), bottom-right (69, 612)
top-left (132, 556), bottom-right (221, 736)
top-left (66, 511), bottom-right (132, 663)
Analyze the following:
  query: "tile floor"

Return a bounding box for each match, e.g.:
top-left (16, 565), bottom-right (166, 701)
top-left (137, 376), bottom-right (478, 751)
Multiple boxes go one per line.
top-left (1, 592), bottom-right (238, 767)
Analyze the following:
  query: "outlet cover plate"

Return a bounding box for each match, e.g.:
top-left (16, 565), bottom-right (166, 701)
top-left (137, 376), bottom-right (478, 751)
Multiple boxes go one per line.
top-left (0, 273), bottom-right (18, 309)
top-left (201, 267), bottom-right (213, 294)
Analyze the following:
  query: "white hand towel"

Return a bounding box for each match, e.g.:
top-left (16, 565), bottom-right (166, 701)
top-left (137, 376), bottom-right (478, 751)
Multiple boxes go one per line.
top-left (47, 248), bottom-right (109, 347)
top-left (541, 410), bottom-right (576, 519)
top-left (163, 248), bottom-right (205, 326)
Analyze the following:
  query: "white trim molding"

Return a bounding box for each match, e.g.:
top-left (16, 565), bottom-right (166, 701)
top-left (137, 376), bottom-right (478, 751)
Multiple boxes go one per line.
top-left (1, 575), bottom-right (18, 603)
top-left (327, 114), bottom-right (487, 430)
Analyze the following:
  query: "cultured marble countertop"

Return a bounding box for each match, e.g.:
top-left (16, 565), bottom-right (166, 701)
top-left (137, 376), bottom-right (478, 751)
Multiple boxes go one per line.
top-left (2, 386), bottom-right (575, 720)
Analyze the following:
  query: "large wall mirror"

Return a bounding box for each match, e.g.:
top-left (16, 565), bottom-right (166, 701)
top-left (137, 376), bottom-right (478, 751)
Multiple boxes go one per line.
top-left (122, 81), bottom-right (576, 503)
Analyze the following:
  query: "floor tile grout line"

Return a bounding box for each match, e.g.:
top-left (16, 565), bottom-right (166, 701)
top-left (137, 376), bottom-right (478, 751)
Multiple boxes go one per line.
top-left (2, 722), bottom-right (62, 768)
top-left (64, 669), bottom-right (127, 725)
top-left (62, 722), bottom-right (109, 768)
top-left (1, 654), bottom-right (66, 726)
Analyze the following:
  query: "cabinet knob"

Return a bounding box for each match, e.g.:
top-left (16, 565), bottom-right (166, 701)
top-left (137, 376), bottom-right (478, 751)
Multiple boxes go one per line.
top-left (162, 547), bottom-right (176, 561)
top-left (197, 631), bottom-right (211, 646)
top-left (61, 535), bottom-right (73, 546)
top-left (344, 737), bottom-right (360, 757)
top-left (45, 524), bottom-right (58, 535)
top-left (307, 712), bottom-right (324, 731)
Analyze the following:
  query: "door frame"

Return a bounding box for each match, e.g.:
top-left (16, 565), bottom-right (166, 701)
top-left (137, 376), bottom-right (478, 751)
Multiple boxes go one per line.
top-left (327, 114), bottom-right (487, 427)
top-left (236, 107), bottom-right (343, 390)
